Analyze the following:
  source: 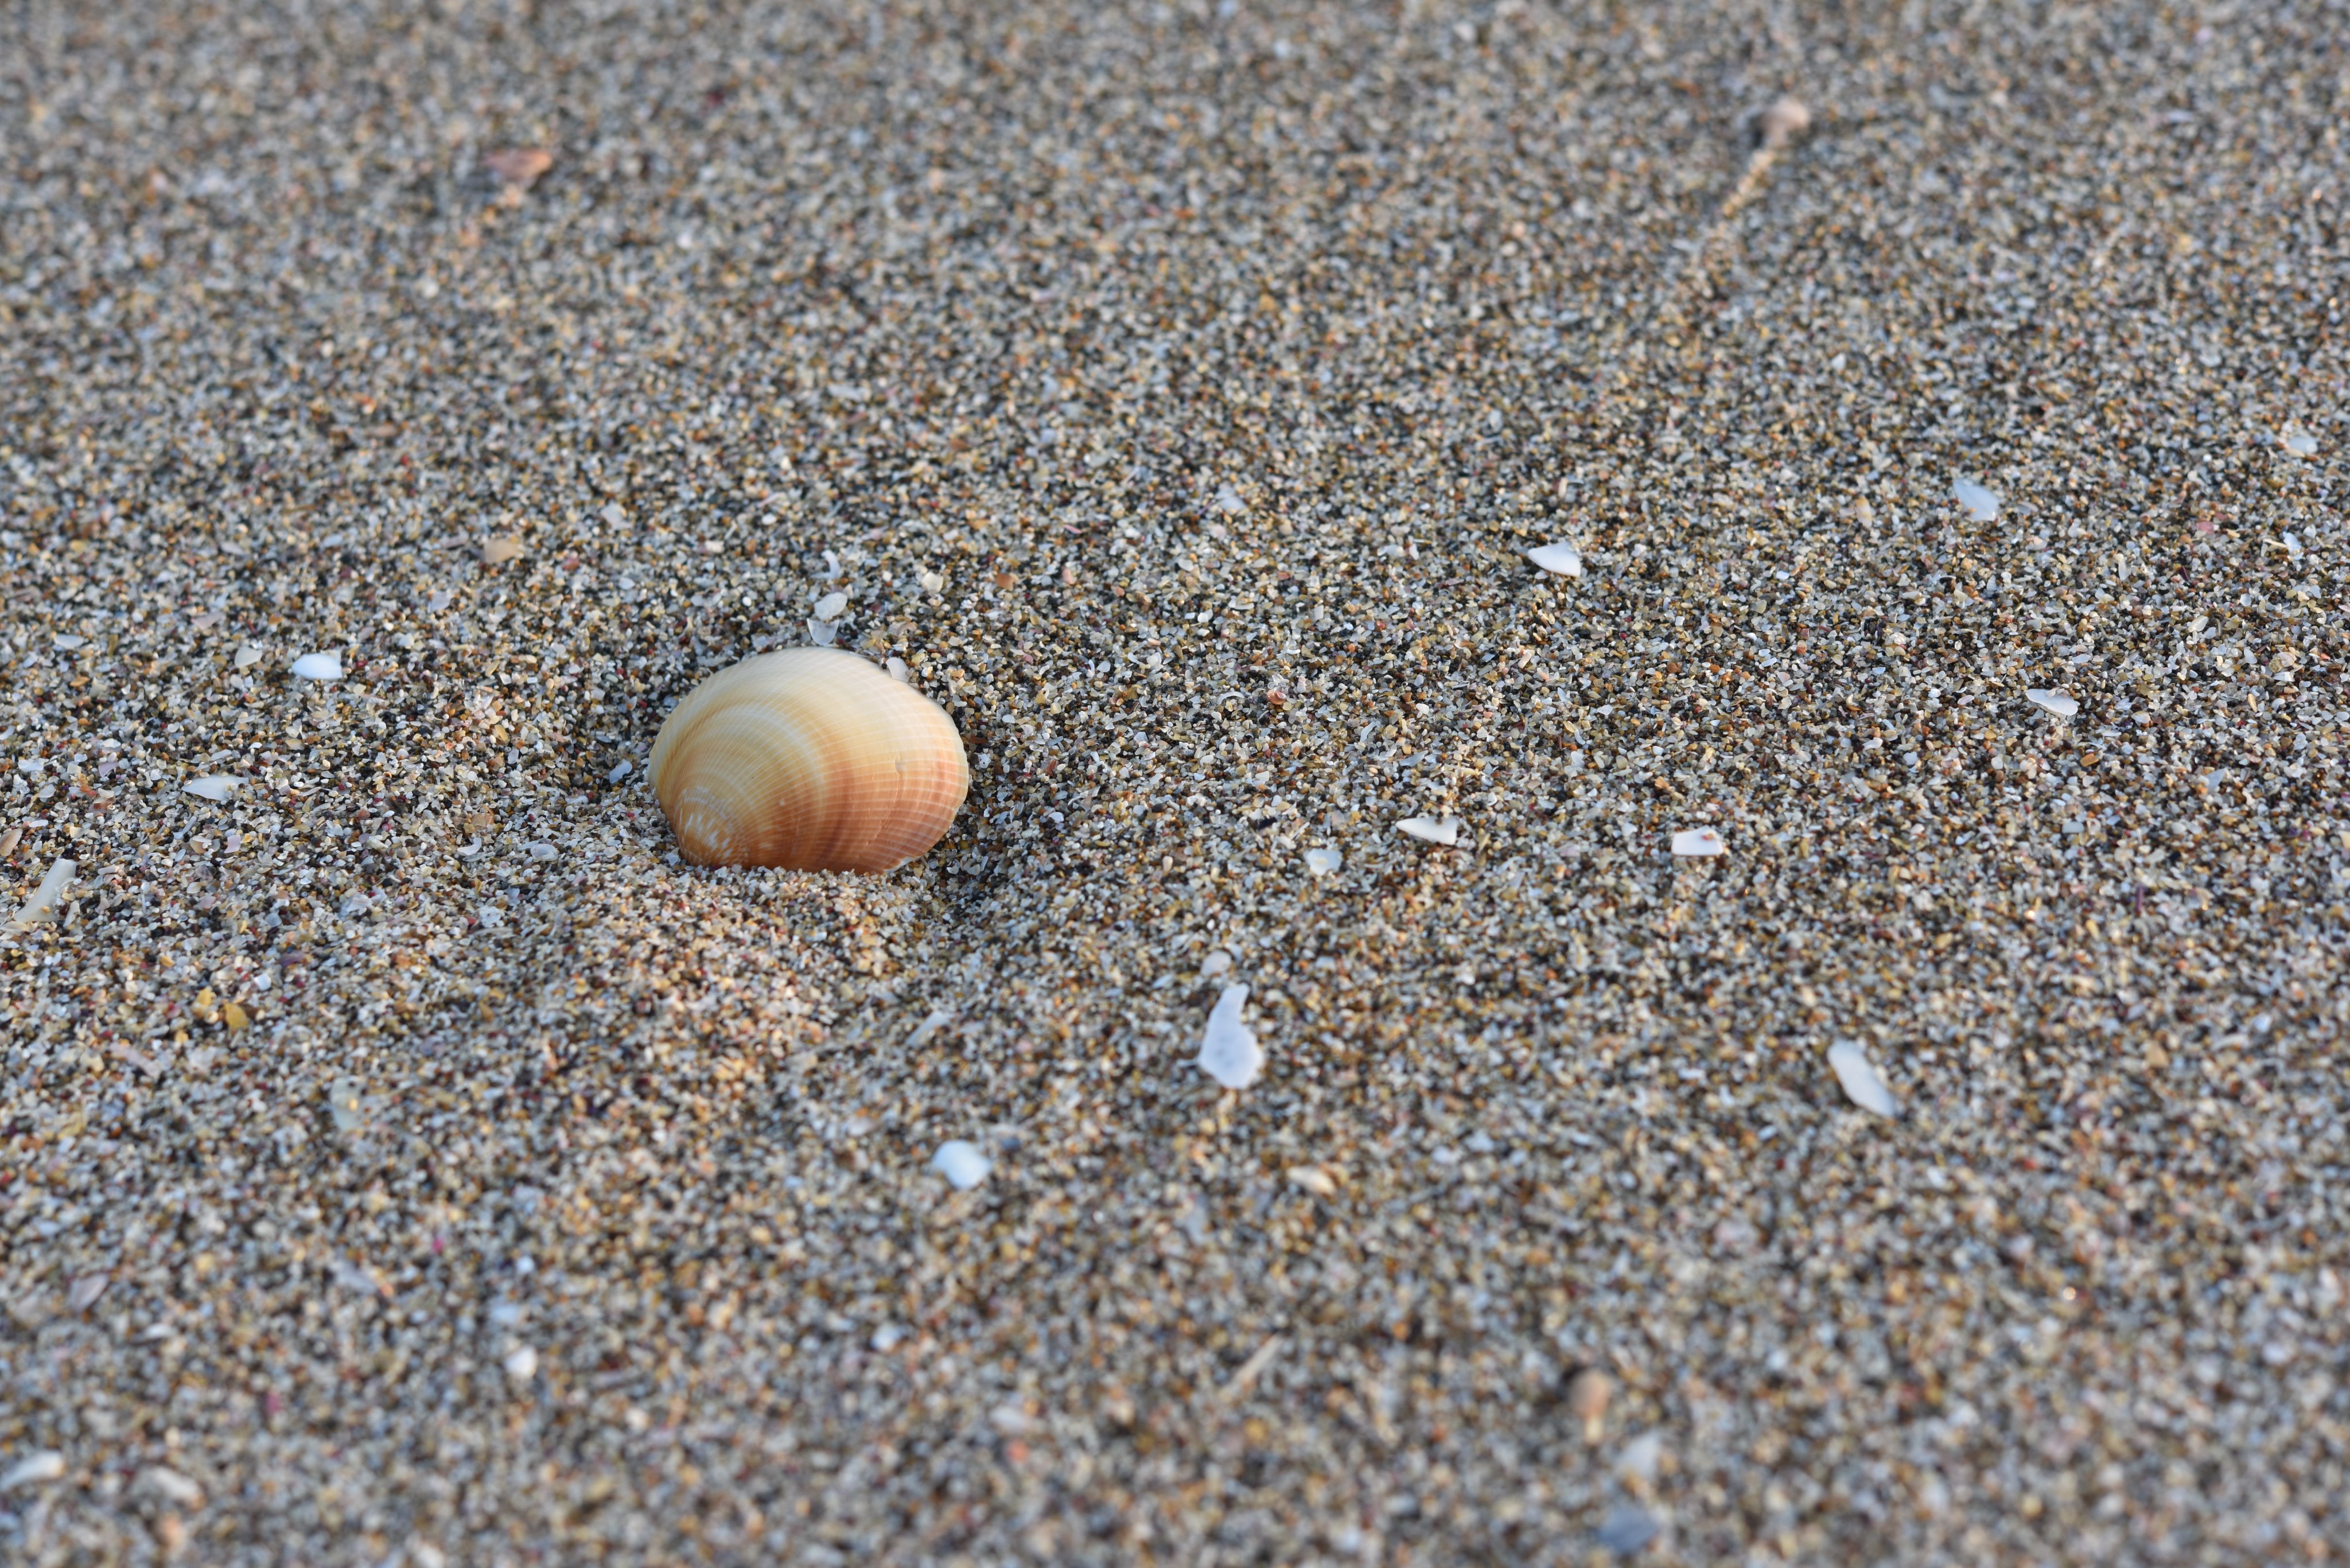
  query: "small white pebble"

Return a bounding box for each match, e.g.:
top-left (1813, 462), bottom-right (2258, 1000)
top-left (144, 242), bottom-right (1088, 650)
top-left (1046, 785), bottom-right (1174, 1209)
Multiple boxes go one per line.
top-left (1670, 827), bottom-right (1726, 857)
top-left (1396, 815), bottom-right (1461, 846)
top-left (2281, 532), bottom-right (2302, 558)
top-left (606, 760), bottom-right (632, 784)
top-left (1198, 983), bottom-right (1263, 1090)
top-left (2282, 431), bottom-right (2317, 457)
top-left (1526, 542), bottom-right (1583, 578)
top-left (812, 589), bottom-right (849, 620)
top-left (53, 633), bottom-right (86, 651)
top-left (291, 651), bottom-right (343, 680)
top-left (1, 1451), bottom-right (66, 1491)
top-left (807, 618), bottom-right (838, 647)
top-left (1215, 483), bottom-right (1247, 515)
top-left (235, 643), bottom-right (264, 670)
top-left (184, 775), bottom-right (240, 802)
top-left (932, 1139), bottom-right (992, 1189)
top-left (917, 569), bottom-right (947, 594)
top-left (525, 841), bottom-right (557, 861)
top-left (503, 1345), bottom-right (539, 1382)
top-left (1827, 1040), bottom-right (1899, 1117)
top-left (2026, 688), bottom-right (2079, 718)
top-left (1305, 847), bottom-right (1343, 876)
top-left (1199, 949), bottom-right (1233, 979)
top-left (886, 656), bottom-right (909, 681)
top-left (1287, 1165), bottom-right (1338, 1197)
top-left (1951, 478), bottom-right (2000, 522)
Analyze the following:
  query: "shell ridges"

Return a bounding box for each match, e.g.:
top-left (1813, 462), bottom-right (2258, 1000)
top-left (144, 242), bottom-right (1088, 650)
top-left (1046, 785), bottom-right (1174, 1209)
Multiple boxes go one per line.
top-left (651, 649), bottom-right (969, 872)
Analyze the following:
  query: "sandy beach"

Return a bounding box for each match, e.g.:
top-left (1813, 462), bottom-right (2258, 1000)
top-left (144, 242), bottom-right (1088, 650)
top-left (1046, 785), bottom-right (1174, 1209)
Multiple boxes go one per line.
top-left (4, 1), bottom-right (2346, 1561)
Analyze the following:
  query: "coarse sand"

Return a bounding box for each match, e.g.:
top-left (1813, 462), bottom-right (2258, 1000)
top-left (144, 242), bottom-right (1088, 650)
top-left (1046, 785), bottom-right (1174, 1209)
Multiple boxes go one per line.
top-left (4, 2), bottom-right (2348, 1563)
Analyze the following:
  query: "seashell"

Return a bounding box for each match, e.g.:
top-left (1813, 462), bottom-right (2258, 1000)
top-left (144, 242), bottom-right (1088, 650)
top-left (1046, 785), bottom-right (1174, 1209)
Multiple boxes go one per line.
top-left (650, 648), bottom-right (968, 871)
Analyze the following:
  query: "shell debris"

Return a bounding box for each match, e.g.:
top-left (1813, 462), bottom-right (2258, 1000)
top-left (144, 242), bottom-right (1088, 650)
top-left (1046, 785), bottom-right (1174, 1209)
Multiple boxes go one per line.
top-left (1827, 1041), bottom-right (1899, 1118)
top-left (2026, 687), bottom-right (2079, 718)
top-left (291, 651), bottom-right (344, 680)
top-left (1396, 815), bottom-right (1462, 846)
top-left (1527, 542), bottom-right (1583, 578)
top-left (1952, 478), bottom-right (2001, 522)
top-left (1670, 827), bottom-right (1726, 857)
top-left (1198, 984), bottom-right (1263, 1090)
top-left (932, 1140), bottom-right (992, 1190)
top-left (184, 775), bottom-right (240, 802)
top-left (10, 857), bottom-right (75, 931)
top-left (1, 1451), bottom-right (66, 1491)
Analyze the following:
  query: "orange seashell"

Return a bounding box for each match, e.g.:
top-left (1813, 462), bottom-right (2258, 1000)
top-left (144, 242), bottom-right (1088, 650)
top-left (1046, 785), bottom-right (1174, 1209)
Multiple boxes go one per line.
top-left (650, 649), bottom-right (968, 871)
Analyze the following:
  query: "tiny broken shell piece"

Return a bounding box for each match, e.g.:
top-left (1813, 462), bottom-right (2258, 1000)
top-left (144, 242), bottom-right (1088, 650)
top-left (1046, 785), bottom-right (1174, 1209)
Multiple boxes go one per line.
top-left (1759, 96), bottom-right (1812, 149)
top-left (1566, 1367), bottom-right (1614, 1444)
top-left (10, 857), bottom-right (75, 931)
top-left (1396, 815), bottom-right (1461, 846)
top-left (2026, 688), bottom-right (2079, 718)
top-left (1827, 1040), bottom-right (1898, 1117)
top-left (649, 648), bottom-right (968, 872)
top-left (184, 775), bottom-right (240, 802)
top-left (1671, 827), bottom-right (1726, 857)
top-left (932, 1140), bottom-right (991, 1189)
top-left (1305, 846), bottom-right (1343, 876)
top-left (291, 651), bottom-right (344, 680)
top-left (1198, 983), bottom-right (1262, 1090)
top-left (485, 147), bottom-right (554, 188)
top-left (1526, 542), bottom-right (1583, 578)
top-left (1951, 478), bottom-right (2000, 522)
top-left (481, 535), bottom-right (526, 565)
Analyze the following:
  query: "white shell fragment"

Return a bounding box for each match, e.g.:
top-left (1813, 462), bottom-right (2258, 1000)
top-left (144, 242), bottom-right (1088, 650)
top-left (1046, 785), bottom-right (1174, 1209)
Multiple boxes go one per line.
top-left (1287, 1165), bottom-right (1339, 1197)
top-left (606, 760), bottom-right (632, 784)
top-left (1758, 95), bottom-right (1811, 148)
top-left (291, 651), bottom-right (344, 680)
top-left (1, 1451), bottom-right (66, 1491)
top-left (1198, 983), bottom-right (1263, 1090)
top-left (184, 775), bottom-right (240, 802)
top-left (1951, 478), bottom-right (2001, 522)
top-left (10, 858), bottom-right (76, 931)
top-left (137, 1466), bottom-right (203, 1508)
top-left (1526, 542), bottom-right (1583, 578)
top-left (2026, 688), bottom-right (2079, 718)
top-left (502, 1345), bottom-right (539, 1382)
top-left (1827, 1040), bottom-right (1899, 1117)
top-left (2282, 431), bottom-right (2318, 457)
top-left (1671, 827), bottom-right (1726, 857)
top-left (650, 648), bottom-right (969, 871)
top-left (1305, 847), bottom-right (1343, 876)
top-left (812, 590), bottom-right (849, 621)
top-left (1396, 815), bottom-right (1461, 846)
top-left (932, 1140), bottom-right (992, 1190)
top-left (235, 643), bottom-right (264, 670)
